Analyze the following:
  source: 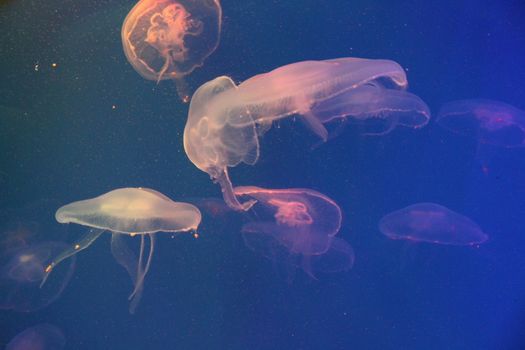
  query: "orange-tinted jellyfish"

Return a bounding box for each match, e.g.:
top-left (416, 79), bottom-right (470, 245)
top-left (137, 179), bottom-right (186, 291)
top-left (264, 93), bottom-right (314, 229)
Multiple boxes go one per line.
top-left (122, 0), bottom-right (222, 101)
top-left (234, 186), bottom-right (354, 278)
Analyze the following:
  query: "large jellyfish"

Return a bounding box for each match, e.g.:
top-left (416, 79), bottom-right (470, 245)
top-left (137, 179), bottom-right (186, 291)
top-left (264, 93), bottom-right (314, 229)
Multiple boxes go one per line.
top-left (6, 324), bottom-right (65, 350)
top-left (234, 186), bottom-right (354, 278)
top-left (122, 0), bottom-right (222, 101)
top-left (0, 242), bottom-right (75, 312)
top-left (43, 187), bottom-right (202, 313)
top-left (379, 202), bottom-right (488, 246)
top-left (437, 99), bottom-right (525, 148)
top-left (184, 57), bottom-right (431, 210)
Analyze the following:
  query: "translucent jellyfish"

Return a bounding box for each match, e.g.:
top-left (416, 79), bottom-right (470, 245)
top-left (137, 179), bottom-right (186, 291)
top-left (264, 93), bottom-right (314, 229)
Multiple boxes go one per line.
top-left (44, 187), bottom-right (201, 313)
top-left (6, 324), bottom-right (65, 350)
top-left (234, 186), bottom-right (354, 278)
top-left (184, 57), bottom-right (430, 210)
top-left (379, 202), bottom-right (489, 246)
top-left (0, 242), bottom-right (75, 312)
top-left (122, 0), bottom-right (222, 100)
top-left (437, 99), bottom-right (525, 148)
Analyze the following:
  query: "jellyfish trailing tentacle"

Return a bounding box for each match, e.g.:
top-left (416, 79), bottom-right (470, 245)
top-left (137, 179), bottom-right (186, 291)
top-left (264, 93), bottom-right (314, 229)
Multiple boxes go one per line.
top-left (40, 228), bottom-right (105, 288)
top-left (128, 233), bottom-right (156, 314)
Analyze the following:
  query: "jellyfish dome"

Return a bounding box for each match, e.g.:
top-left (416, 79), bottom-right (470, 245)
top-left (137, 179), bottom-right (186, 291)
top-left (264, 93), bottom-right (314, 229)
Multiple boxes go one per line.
top-left (0, 242), bottom-right (76, 312)
top-left (234, 186), bottom-right (354, 278)
top-left (379, 202), bottom-right (489, 246)
top-left (437, 99), bottom-right (525, 147)
top-left (234, 186), bottom-right (342, 256)
top-left (56, 187), bottom-right (201, 234)
top-left (48, 188), bottom-right (202, 313)
top-left (122, 0), bottom-right (222, 82)
top-left (6, 324), bottom-right (65, 350)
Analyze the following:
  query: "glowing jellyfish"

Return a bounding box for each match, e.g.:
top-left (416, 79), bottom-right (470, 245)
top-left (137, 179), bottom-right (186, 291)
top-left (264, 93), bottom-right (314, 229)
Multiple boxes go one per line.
top-left (122, 0), bottom-right (222, 100)
top-left (184, 57), bottom-right (430, 210)
top-left (234, 186), bottom-right (354, 277)
top-left (6, 324), bottom-right (65, 350)
top-left (437, 99), bottom-right (525, 148)
top-left (0, 242), bottom-right (75, 312)
top-left (379, 202), bottom-right (488, 246)
top-left (44, 187), bottom-right (201, 313)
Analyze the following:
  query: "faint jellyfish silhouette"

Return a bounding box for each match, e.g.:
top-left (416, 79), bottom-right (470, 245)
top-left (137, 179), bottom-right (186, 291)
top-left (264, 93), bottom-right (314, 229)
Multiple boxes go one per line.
top-left (122, 0), bottom-right (222, 101)
top-left (43, 187), bottom-right (202, 313)
top-left (6, 324), bottom-right (65, 350)
top-left (437, 99), bottom-right (525, 148)
top-left (183, 57), bottom-right (430, 210)
top-left (234, 186), bottom-right (354, 278)
top-left (379, 202), bottom-right (488, 246)
top-left (0, 242), bottom-right (76, 312)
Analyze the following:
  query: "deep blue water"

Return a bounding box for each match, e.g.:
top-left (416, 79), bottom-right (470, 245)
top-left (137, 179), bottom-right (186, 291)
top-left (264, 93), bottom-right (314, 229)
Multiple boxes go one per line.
top-left (1, 0), bottom-right (525, 349)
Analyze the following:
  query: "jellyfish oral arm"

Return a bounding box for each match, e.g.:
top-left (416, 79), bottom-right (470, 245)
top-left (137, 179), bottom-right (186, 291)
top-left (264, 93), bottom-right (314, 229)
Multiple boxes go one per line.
top-left (40, 228), bottom-right (105, 288)
top-left (214, 168), bottom-right (256, 211)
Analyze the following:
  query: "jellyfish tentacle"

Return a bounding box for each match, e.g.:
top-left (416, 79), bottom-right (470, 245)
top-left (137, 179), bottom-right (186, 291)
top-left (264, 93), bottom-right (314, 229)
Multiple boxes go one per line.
top-left (40, 228), bottom-right (105, 287)
top-left (214, 169), bottom-right (256, 211)
top-left (128, 233), bottom-right (155, 314)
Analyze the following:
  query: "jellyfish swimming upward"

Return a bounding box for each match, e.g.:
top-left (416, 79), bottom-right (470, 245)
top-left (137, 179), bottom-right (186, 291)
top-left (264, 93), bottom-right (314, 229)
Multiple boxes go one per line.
top-left (43, 187), bottom-right (202, 313)
top-left (234, 186), bottom-right (354, 278)
top-left (122, 0), bottom-right (222, 100)
top-left (184, 57), bottom-right (431, 211)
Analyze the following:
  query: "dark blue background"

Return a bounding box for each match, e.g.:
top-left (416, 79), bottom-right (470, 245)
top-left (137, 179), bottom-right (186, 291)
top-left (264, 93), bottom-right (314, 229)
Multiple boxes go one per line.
top-left (1, 0), bottom-right (524, 349)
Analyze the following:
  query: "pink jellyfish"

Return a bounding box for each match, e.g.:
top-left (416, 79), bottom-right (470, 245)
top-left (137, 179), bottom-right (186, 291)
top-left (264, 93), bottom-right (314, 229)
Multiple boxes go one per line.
top-left (234, 186), bottom-right (354, 278)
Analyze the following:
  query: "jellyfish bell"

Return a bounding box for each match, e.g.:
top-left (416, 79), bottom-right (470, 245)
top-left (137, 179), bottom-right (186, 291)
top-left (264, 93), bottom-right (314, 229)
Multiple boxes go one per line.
top-left (379, 202), bottom-right (489, 246)
top-left (0, 242), bottom-right (76, 312)
top-left (234, 186), bottom-right (354, 279)
top-left (437, 99), bottom-right (525, 148)
top-left (6, 324), bottom-right (65, 350)
top-left (121, 0), bottom-right (222, 100)
top-left (184, 57), bottom-right (430, 211)
top-left (46, 187), bottom-right (202, 313)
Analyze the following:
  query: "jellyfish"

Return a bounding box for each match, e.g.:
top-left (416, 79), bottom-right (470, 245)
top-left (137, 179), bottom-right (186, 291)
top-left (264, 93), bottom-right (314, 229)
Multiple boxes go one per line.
top-left (0, 242), bottom-right (75, 312)
top-left (379, 202), bottom-right (488, 246)
top-left (183, 57), bottom-right (430, 210)
top-left (6, 324), bottom-right (65, 350)
top-left (43, 187), bottom-right (202, 313)
top-left (437, 99), bottom-right (525, 148)
top-left (234, 186), bottom-right (354, 278)
top-left (122, 0), bottom-right (222, 101)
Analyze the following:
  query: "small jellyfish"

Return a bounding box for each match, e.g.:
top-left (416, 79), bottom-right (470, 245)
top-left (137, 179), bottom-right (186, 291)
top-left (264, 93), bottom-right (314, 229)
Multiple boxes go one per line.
top-left (379, 202), bottom-right (488, 246)
top-left (44, 187), bottom-right (201, 313)
top-left (234, 186), bottom-right (354, 278)
top-left (122, 0), bottom-right (222, 100)
top-left (0, 242), bottom-right (75, 312)
top-left (6, 324), bottom-right (65, 350)
top-left (184, 57), bottom-right (430, 210)
top-left (437, 99), bottom-right (525, 148)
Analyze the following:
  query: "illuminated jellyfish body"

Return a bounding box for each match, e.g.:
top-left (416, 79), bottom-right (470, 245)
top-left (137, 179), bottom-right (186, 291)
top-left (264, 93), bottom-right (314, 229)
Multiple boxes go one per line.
top-left (437, 99), bottom-right (525, 148)
top-left (0, 242), bottom-right (75, 312)
top-left (379, 202), bottom-right (488, 246)
top-left (184, 57), bottom-right (431, 210)
top-left (122, 0), bottom-right (222, 101)
top-left (234, 186), bottom-right (354, 278)
top-left (44, 187), bottom-right (201, 313)
top-left (6, 324), bottom-right (65, 350)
